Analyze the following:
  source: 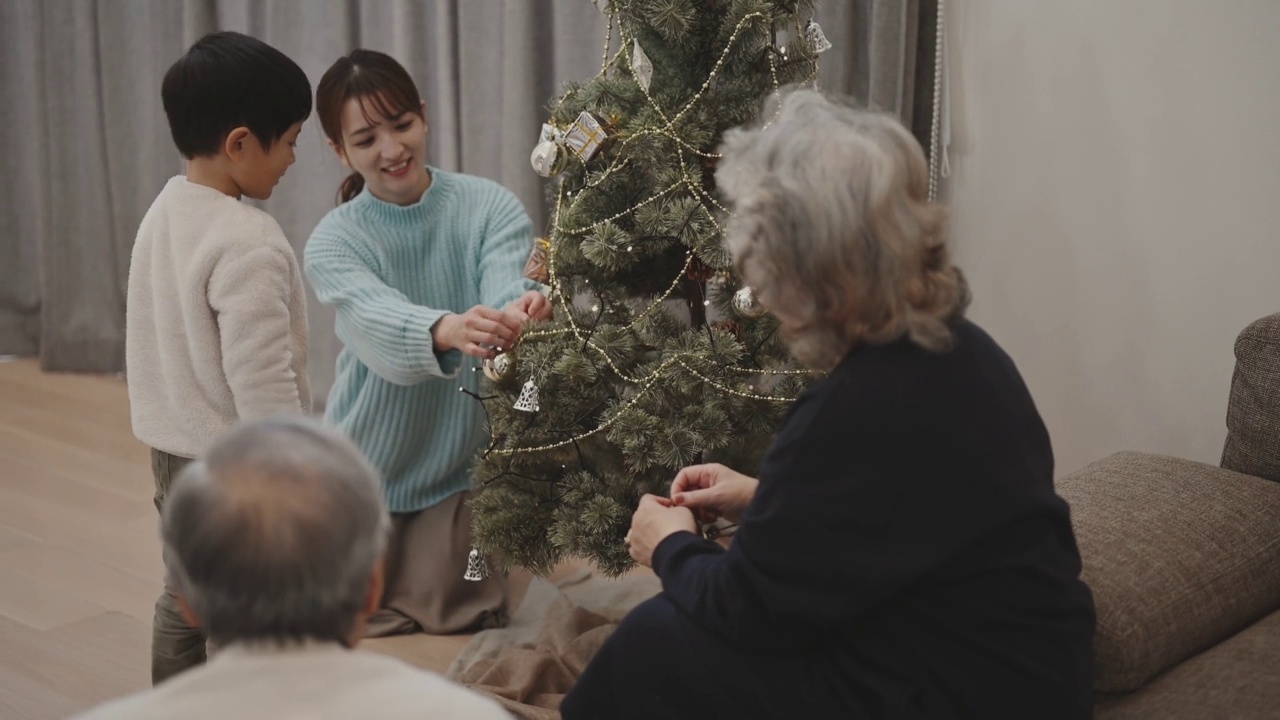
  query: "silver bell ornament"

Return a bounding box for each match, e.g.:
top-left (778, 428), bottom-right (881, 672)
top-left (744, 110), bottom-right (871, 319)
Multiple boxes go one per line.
top-left (482, 352), bottom-right (510, 382)
top-left (513, 379), bottom-right (541, 413)
top-left (806, 21), bottom-right (832, 54)
top-left (732, 286), bottom-right (767, 319)
top-left (463, 547), bottom-right (490, 582)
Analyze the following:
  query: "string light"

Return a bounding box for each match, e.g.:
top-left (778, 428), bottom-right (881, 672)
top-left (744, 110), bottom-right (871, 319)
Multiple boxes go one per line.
top-left (555, 179), bottom-right (682, 235)
top-left (492, 351), bottom-right (794, 457)
top-left (535, 14), bottom-right (813, 379)
top-left (519, 249), bottom-right (693, 343)
top-left (492, 355), bottom-right (681, 455)
top-left (619, 14), bottom-right (771, 155)
top-left (762, 45), bottom-right (782, 129)
top-left (551, 14), bottom-right (783, 230)
top-left (674, 359), bottom-right (795, 402)
top-left (726, 365), bottom-right (810, 376)
top-left (655, 13), bottom-right (767, 130)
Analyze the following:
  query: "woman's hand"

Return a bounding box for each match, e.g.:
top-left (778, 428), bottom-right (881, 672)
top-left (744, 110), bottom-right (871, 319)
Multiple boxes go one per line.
top-left (432, 305), bottom-right (523, 359)
top-left (670, 463), bottom-right (759, 525)
top-left (625, 494), bottom-right (696, 568)
top-left (505, 290), bottom-right (552, 323)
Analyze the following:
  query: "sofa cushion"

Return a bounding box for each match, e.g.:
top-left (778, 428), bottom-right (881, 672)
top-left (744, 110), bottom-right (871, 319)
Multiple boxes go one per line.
top-left (1058, 451), bottom-right (1280, 693)
top-left (1221, 312), bottom-right (1280, 482)
top-left (1094, 608), bottom-right (1280, 718)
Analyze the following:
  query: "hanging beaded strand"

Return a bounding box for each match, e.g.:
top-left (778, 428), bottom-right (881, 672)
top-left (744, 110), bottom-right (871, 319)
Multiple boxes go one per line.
top-left (928, 0), bottom-right (947, 202)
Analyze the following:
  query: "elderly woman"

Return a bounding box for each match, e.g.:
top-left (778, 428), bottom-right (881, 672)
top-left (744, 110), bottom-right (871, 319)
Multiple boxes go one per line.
top-left (560, 91), bottom-right (1096, 719)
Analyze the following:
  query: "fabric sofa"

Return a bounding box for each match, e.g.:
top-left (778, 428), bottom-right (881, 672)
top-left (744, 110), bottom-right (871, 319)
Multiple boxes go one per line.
top-left (1058, 314), bottom-right (1280, 717)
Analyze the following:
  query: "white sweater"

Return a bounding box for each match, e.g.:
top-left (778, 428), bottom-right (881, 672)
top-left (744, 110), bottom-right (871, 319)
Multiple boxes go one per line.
top-left (73, 641), bottom-right (510, 720)
top-left (126, 176), bottom-right (310, 457)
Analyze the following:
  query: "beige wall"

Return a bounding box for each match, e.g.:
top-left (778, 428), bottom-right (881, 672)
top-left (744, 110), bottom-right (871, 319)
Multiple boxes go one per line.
top-left (945, 0), bottom-right (1280, 475)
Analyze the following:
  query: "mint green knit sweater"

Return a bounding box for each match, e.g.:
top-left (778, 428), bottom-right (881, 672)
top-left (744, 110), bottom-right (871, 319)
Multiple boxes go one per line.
top-left (305, 168), bottom-right (541, 512)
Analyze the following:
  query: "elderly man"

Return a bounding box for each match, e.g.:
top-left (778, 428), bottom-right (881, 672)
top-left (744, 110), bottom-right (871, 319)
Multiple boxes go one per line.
top-left (77, 417), bottom-right (508, 719)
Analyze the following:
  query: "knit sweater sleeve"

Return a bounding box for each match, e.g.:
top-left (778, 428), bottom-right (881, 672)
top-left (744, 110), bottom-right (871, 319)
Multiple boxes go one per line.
top-left (650, 373), bottom-right (927, 651)
top-left (305, 220), bottom-right (460, 385)
top-left (206, 244), bottom-right (304, 419)
top-left (476, 186), bottom-right (544, 309)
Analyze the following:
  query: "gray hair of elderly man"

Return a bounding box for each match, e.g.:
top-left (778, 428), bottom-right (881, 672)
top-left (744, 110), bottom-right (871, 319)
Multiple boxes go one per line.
top-left (162, 416), bottom-right (390, 646)
top-left (717, 89), bottom-right (970, 371)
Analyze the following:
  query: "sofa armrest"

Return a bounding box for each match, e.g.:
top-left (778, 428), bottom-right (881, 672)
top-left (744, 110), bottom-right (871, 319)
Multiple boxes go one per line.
top-left (1095, 608), bottom-right (1280, 718)
top-left (1058, 451), bottom-right (1280, 693)
top-left (1222, 312), bottom-right (1280, 482)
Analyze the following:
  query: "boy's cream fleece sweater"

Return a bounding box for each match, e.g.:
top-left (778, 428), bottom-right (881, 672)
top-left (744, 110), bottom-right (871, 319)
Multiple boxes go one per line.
top-left (126, 176), bottom-right (310, 458)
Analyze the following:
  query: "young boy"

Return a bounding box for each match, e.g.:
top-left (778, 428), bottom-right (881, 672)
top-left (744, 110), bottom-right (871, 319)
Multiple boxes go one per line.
top-left (126, 31), bottom-right (313, 685)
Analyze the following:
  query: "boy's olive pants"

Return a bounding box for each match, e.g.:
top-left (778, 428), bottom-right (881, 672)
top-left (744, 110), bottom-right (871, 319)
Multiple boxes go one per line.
top-left (149, 448), bottom-right (206, 685)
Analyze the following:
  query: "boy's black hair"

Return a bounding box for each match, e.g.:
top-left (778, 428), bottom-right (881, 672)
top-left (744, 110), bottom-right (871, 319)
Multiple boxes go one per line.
top-left (162, 31), bottom-right (312, 159)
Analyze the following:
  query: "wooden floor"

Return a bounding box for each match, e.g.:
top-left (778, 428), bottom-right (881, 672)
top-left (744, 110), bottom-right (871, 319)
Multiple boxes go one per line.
top-left (0, 358), bottom-right (543, 718)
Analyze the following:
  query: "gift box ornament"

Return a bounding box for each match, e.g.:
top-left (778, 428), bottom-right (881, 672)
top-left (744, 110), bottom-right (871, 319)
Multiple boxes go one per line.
top-left (524, 236), bottom-right (550, 283)
top-left (530, 113), bottom-right (608, 177)
top-left (563, 111), bottom-right (608, 162)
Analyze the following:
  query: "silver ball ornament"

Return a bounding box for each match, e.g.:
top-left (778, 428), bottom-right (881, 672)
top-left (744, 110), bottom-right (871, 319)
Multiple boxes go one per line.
top-left (482, 352), bottom-right (510, 381)
top-left (732, 286), bottom-right (766, 318)
top-left (531, 139), bottom-right (567, 177)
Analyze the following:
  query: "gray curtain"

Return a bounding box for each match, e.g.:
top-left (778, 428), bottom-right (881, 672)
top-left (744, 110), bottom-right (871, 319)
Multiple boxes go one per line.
top-left (816, 0), bottom-right (923, 124)
top-left (0, 0), bottom-right (186, 371)
top-left (0, 0), bottom-right (929, 400)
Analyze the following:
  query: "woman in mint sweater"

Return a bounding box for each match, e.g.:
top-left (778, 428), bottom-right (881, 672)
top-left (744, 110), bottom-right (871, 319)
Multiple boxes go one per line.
top-left (305, 49), bottom-right (550, 637)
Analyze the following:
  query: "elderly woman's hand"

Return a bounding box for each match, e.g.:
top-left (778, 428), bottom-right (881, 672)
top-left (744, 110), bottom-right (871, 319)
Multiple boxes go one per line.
top-left (670, 463), bottom-right (759, 525)
top-left (625, 494), bottom-right (697, 568)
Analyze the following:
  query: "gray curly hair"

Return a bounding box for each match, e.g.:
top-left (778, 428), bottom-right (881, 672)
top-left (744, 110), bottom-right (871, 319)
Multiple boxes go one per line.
top-left (717, 89), bottom-right (969, 370)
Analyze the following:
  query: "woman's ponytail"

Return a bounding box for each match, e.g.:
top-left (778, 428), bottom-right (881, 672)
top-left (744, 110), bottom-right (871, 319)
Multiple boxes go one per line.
top-left (338, 171), bottom-right (365, 204)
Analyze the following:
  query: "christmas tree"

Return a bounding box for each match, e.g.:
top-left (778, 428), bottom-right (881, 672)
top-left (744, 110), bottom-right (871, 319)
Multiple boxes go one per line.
top-left (470, 0), bottom-right (827, 576)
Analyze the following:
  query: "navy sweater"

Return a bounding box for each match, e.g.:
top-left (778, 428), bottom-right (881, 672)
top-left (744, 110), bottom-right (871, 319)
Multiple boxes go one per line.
top-left (653, 319), bottom-right (1096, 717)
